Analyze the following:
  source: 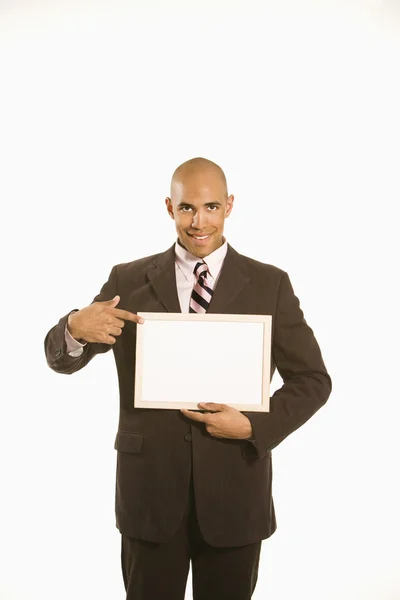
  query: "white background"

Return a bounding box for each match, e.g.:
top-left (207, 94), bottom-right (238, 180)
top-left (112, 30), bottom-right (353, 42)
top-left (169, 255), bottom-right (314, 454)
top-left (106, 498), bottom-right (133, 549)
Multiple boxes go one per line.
top-left (1, 1), bottom-right (399, 599)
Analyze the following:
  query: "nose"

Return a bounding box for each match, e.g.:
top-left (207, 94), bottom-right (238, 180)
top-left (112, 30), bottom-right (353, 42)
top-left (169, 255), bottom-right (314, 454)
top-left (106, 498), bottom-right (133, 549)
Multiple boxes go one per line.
top-left (192, 209), bottom-right (207, 230)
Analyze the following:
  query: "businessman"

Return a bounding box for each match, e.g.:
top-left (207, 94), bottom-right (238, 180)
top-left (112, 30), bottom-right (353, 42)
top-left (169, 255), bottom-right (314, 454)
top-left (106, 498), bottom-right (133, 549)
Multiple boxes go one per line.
top-left (44, 157), bottom-right (332, 600)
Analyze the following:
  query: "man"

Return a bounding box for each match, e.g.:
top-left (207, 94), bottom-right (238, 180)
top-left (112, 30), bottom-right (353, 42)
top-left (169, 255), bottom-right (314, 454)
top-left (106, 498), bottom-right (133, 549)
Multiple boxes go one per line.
top-left (44, 157), bottom-right (332, 600)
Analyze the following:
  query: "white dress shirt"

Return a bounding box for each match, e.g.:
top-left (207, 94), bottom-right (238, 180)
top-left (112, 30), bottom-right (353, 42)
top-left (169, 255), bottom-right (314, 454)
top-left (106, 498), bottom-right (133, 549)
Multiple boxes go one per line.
top-left (174, 237), bottom-right (227, 312)
top-left (65, 238), bottom-right (228, 355)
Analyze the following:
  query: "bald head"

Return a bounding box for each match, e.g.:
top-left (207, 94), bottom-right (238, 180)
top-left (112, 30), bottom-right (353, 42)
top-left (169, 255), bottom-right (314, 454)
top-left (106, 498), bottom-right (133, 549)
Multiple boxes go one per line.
top-left (165, 157), bottom-right (234, 258)
top-left (170, 157), bottom-right (228, 199)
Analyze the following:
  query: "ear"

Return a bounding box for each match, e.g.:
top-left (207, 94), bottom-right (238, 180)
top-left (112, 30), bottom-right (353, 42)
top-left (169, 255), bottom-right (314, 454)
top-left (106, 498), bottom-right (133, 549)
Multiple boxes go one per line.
top-left (165, 197), bottom-right (175, 220)
top-left (225, 194), bottom-right (234, 218)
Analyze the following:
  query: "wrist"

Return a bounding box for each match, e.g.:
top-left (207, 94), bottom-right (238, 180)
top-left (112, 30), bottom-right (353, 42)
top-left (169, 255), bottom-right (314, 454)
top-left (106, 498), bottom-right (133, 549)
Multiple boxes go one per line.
top-left (67, 312), bottom-right (84, 342)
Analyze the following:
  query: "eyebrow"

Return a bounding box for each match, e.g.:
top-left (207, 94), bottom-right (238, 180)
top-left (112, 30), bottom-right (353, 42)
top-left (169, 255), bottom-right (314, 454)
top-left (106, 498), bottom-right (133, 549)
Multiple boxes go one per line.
top-left (177, 201), bottom-right (223, 208)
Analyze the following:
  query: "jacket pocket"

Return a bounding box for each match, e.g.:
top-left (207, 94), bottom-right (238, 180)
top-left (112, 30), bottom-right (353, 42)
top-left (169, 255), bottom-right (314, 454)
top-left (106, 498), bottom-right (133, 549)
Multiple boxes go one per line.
top-left (114, 430), bottom-right (143, 454)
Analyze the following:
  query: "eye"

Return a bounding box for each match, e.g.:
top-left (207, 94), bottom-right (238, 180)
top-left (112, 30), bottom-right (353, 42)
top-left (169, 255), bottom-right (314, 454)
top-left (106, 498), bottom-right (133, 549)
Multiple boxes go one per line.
top-left (207, 205), bottom-right (219, 211)
top-left (180, 206), bottom-right (192, 212)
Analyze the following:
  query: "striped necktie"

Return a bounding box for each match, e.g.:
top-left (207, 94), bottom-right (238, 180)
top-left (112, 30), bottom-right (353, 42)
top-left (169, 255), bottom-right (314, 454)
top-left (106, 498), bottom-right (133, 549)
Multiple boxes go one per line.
top-left (189, 261), bottom-right (214, 313)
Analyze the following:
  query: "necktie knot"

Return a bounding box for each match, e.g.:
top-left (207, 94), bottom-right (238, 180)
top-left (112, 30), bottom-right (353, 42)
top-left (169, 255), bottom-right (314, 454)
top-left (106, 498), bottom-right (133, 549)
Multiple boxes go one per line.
top-left (193, 261), bottom-right (209, 280)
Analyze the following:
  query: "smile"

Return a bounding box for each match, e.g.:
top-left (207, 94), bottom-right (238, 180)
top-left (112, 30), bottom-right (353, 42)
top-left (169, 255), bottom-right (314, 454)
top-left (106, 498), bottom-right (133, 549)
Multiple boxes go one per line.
top-left (188, 234), bottom-right (210, 240)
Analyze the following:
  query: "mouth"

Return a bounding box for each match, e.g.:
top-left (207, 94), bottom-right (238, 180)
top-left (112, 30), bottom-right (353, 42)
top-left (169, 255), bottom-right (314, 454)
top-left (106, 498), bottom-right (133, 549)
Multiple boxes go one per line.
top-left (187, 233), bottom-right (211, 242)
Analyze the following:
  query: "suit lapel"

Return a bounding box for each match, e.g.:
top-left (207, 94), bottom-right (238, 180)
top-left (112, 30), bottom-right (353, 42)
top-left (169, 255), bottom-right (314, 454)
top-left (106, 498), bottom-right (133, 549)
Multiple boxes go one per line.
top-left (146, 244), bottom-right (182, 312)
top-left (207, 244), bottom-right (251, 313)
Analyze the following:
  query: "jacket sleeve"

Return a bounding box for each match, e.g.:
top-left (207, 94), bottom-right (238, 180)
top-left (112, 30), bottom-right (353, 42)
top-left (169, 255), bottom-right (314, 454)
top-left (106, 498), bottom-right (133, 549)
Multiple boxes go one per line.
top-left (44, 265), bottom-right (118, 375)
top-left (241, 270), bottom-right (332, 459)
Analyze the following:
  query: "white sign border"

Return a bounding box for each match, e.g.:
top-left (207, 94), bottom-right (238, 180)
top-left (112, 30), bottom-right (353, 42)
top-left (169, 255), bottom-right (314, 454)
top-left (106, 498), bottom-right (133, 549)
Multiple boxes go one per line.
top-left (134, 312), bottom-right (272, 412)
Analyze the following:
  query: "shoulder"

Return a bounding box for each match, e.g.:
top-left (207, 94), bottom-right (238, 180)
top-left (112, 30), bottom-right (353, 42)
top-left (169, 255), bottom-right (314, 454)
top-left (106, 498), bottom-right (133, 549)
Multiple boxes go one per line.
top-left (107, 244), bottom-right (175, 277)
top-left (230, 246), bottom-right (287, 280)
top-left (113, 251), bottom-right (163, 277)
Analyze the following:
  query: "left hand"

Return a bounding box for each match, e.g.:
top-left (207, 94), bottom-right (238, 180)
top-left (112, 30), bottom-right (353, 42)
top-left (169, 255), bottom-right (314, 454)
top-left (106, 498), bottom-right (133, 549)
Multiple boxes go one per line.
top-left (180, 402), bottom-right (253, 440)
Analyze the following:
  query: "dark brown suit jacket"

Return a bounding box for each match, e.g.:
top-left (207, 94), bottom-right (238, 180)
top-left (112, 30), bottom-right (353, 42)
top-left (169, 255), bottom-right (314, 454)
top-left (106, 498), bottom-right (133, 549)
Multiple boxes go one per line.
top-left (44, 243), bottom-right (332, 547)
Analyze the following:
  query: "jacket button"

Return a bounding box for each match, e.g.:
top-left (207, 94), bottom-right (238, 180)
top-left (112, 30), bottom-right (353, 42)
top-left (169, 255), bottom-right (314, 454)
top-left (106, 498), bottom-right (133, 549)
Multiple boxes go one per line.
top-left (184, 433), bottom-right (192, 442)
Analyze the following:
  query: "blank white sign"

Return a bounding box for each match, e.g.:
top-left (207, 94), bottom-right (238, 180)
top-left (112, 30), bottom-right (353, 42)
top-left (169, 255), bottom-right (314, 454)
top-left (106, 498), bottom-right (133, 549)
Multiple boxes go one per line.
top-left (134, 313), bottom-right (271, 411)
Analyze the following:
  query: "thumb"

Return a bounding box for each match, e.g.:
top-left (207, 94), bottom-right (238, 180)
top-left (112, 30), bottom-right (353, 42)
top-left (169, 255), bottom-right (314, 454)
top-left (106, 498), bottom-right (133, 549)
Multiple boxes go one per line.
top-left (104, 295), bottom-right (120, 307)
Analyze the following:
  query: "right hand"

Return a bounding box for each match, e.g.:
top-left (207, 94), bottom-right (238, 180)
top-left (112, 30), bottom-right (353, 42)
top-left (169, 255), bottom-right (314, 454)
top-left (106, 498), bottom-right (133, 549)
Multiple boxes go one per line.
top-left (67, 295), bottom-right (144, 344)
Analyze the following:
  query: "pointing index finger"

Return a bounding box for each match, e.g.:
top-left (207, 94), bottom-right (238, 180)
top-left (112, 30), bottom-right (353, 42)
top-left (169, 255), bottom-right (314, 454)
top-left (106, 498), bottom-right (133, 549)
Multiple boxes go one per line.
top-left (112, 307), bottom-right (145, 324)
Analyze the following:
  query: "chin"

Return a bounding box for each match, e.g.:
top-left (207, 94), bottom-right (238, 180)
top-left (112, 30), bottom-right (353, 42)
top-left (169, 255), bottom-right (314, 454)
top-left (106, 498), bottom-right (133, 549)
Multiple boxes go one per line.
top-left (194, 249), bottom-right (208, 258)
top-left (188, 239), bottom-right (211, 251)
top-left (179, 233), bottom-right (221, 257)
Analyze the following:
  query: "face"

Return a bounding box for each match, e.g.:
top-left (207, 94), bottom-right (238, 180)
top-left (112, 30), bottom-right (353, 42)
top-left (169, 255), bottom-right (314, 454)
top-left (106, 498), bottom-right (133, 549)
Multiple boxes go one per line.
top-left (165, 171), bottom-right (234, 258)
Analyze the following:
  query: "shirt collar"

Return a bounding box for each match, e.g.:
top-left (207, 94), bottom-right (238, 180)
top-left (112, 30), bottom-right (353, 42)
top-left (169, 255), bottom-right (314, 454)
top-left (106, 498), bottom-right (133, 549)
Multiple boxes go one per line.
top-left (174, 237), bottom-right (228, 281)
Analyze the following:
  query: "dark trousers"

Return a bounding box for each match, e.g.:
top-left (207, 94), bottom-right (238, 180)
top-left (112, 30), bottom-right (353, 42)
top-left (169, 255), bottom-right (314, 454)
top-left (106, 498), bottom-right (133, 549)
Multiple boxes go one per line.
top-left (121, 472), bottom-right (262, 600)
